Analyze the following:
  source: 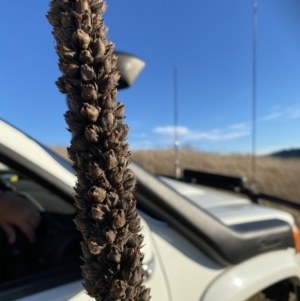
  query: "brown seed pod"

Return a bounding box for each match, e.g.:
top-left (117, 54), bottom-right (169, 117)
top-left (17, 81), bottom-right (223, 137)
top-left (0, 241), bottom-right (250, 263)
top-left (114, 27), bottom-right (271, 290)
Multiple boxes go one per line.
top-left (80, 241), bottom-right (93, 259)
top-left (79, 49), bottom-right (94, 64)
top-left (55, 77), bottom-right (67, 94)
top-left (73, 28), bottom-right (91, 49)
top-left (103, 149), bottom-right (118, 170)
top-left (96, 173), bottom-right (111, 189)
top-left (80, 103), bottom-right (100, 122)
top-left (87, 161), bottom-right (104, 179)
top-left (103, 227), bottom-right (116, 244)
top-left (46, 10), bottom-right (61, 27)
top-left (81, 64), bottom-right (96, 83)
top-left (109, 279), bottom-right (127, 299)
top-left (71, 135), bottom-right (90, 151)
top-left (91, 204), bottom-right (108, 221)
top-left (110, 209), bottom-right (126, 229)
top-left (88, 239), bottom-right (105, 255)
top-left (122, 267), bottom-right (142, 286)
top-left (81, 264), bottom-right (100, 281)
top-left (55, 45), bottom-right (76, 60)
top-left (105, 192), bottom-right (120, 207)
top-left (138, 286), bottom-right (151, 301)
top-left (123, 177), bottom-right (137, 192)
top-left (93, 38), bottom-right (106, 60)
top-left (74, 216), bottom-right (92, 231)
top-left (85, 124), bottom-right (100, 143)
top-left (100, 109), bottom-right (115, 131)
top-left (60, 62), bottom-right (80, 77)
top-left (114, 102), bottom-right (125, 118)
top-left (107, 245), bottom-right (122, 263)
top-left (107, 166), bottom-right (124, 184)
top-left (82, 279), bottom-right (97, 298)
top-left (87, 186), bottom-right (107, 203)
top-left (126, 234), bottom-right (144, 249)
top-left (82, 83), bottom-right (98, 101)
top-left (75, 0), bottom-right (90, 14)
top-left (128, 214), bottom-right (141, 233)
top-left (90, 0), bottom-right (107, 14)
top-left (60, 11), bottom-right (73, 27)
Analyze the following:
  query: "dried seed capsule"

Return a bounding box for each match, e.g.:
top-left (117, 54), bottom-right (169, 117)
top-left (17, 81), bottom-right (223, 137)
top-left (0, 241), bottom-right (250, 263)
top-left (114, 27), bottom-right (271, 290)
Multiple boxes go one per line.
top-left (123, 169), bottom-right (135, 182)
top-left (110, 209), bottom-right (126, 229)
top-left (96, 173), bottom-right (110, 189)
top-left (60, 62), bottom-right (80, 77)
top-left (91, 204), bottom-right (107, 221)
top-left (103, 227), bottom-right (116, 243)
top-left (105, 192), bottom-right (120, 207)
top-left (122, 268), bottom-right (142, 286)
top-left (93, 38), bottom-right (106, 60)
top-left (126, 234), bottom-right (144, 248)
top-left (71, 135), bottom-right (89, 151)
top-left (74, 216), bottom-right (91, 231)
top-left (80, 241), bottom-right (92, 259)
top-left (114, 102), bottom-right (125, 118)
top-left (75, 0), bottom-right (90, 13)
top-left (79, 13), bottom-right (92, 33)
top-left (107, 166), bottom-right (124, 184)
top-left (73, 29), bottom-right (91, 49)
top-left (88, 161), bottom-right (104, 179)
top-left (88, 240), bottom-right (104, 255)
top-left (117, 124), bottom-right (129, 141)
top-left (55, 77), bottom-right (67, 94)
top-left (128, 213), bottom-right (141, 233)
top-left (60, 11), bottom-right (72, 27)
top-left (101, 110), bottom-right (115, 131)
top-left (103, 149), bottom-right (118, 170)
top-left (87, 186), bottom-right (106, 203)
top-left (126, 286), bottom-right (137, 299)
top-left (81, 264), bottom-right (100, 280)
top-left (46, 10), bottom-right (61, 27)
top-left (82, 279), bottom-right (97, 298)
top-left (82, 83), bottom-right (98, 101)
top-left (79, 50), bottom-right (94, 64)
top-left (85, 125), bottom-right (100, 143)
top-left (80, 103), bottom-right (100, 122)
top-left (55, 45), bottom-right (76, 60)
top-left (90, 0), bottom-right (107, 14)
top-left (107, 246), bottom-right (122, 263)
top-left (110, 279), bottom-right (127, 299)
top-left (102, 94), bottom-right (116, 109)
top-left (128, 250), bottom-right (144, 268)
top-left (67, 146), bottom-right (77, 162)
top-left (97, 22), bottom-right (107, 39)
top-left (123, 176), bottom-right (137, 192)
top-left (138, 286), bottom-right (151, 301)
top-left (81, 64), bottom-right (96, 83)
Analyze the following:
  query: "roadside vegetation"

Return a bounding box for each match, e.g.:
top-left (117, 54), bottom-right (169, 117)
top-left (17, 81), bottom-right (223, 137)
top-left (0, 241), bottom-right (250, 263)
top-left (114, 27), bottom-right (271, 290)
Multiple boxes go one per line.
top-left (52, 147), bottom-right (300, 203)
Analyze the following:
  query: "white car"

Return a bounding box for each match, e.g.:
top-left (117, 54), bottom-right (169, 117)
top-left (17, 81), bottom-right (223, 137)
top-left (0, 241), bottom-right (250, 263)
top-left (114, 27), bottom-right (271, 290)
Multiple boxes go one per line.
top-left (1, 118), bottom-right (300, 301)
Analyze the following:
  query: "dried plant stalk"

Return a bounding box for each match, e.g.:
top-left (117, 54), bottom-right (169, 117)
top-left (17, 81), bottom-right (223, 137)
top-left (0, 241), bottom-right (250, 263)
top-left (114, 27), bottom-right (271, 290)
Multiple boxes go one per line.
top-left (47, 1), bottom-right (150, 300)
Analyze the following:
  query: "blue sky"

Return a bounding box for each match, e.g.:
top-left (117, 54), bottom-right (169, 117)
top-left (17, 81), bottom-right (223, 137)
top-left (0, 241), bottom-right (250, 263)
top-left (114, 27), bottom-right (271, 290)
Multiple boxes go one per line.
top-left (0, 0), bottom-right (299, 154)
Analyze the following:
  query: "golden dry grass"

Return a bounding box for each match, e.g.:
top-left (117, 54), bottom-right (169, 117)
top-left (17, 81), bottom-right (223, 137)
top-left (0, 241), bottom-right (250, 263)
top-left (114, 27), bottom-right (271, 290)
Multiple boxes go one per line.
top-left (51, 147), bottom-right (300, 203)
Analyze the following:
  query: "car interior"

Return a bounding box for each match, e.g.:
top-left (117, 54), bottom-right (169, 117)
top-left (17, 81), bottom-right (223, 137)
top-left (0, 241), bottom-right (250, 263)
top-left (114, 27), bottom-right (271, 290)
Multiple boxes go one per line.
top-left (0, 161), bottom-right (83, 300)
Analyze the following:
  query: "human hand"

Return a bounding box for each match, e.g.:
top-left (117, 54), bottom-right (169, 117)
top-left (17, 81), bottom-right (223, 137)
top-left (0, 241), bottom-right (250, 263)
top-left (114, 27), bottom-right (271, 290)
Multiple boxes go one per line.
top-left (0, 191), bottom-right (41, 244)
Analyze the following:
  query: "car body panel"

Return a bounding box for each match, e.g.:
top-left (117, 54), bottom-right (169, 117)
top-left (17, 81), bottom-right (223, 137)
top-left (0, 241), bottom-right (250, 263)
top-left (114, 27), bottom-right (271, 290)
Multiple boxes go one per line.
top-left (201, 249), bottom-right (300, 301)
top-left (160, 176), bottom-right (294, 226)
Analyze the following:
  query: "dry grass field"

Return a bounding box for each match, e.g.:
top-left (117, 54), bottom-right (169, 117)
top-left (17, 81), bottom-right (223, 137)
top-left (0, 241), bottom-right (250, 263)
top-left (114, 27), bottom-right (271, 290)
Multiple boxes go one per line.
top-left (51, 147), bottom-right (300, 203)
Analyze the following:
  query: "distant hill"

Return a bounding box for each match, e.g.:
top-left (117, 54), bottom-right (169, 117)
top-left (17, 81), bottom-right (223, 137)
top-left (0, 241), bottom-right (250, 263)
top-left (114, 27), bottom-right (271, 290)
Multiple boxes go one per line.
top-left (270, 148), bottom-right (300, 159)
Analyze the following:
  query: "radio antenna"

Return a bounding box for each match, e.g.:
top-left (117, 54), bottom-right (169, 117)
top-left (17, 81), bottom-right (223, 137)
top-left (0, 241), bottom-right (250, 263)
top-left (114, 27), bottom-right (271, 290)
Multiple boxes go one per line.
top-left (251, 0), bottom-right (258, 187)
top-left (174, 67), bottom-right (181, 179)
